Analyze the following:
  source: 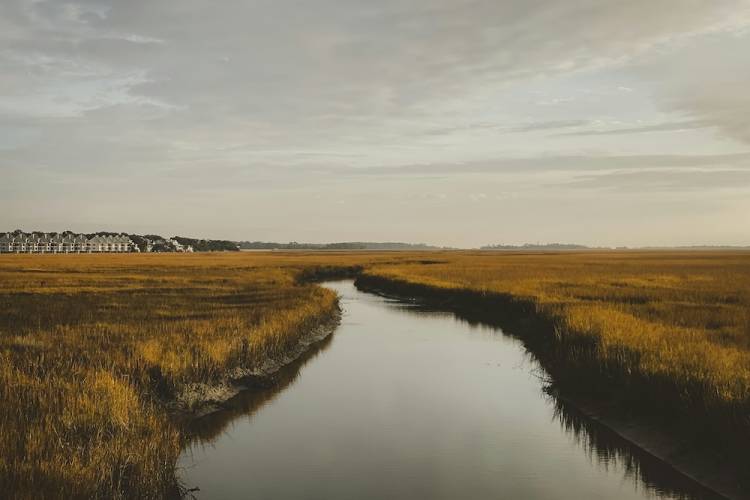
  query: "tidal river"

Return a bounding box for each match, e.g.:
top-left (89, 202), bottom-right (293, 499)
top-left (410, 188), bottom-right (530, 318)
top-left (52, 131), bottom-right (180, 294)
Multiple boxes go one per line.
top-left (179, 281), bottom-right (721, 500)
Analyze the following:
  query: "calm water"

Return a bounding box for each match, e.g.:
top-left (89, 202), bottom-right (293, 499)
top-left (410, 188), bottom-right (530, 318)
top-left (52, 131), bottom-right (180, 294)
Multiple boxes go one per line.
top-left (179, 281), bottom-right (720, 500)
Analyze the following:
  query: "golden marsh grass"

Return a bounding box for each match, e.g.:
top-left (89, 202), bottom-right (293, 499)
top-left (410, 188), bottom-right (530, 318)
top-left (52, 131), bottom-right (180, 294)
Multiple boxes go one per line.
top-left (0, 252), bottom-right (379, 499)
top-left (2, 250), bottom-right (749, 497)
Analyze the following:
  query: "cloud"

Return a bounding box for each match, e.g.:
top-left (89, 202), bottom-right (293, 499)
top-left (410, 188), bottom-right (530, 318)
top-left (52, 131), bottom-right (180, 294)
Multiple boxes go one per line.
top-left (507, 120), bottom-right (590, 133)
top-left (2, 0), bottom-right (750, 245)
top-left (565, 169), bottom-right (750, 192)
top-left (3, 0), bottom-right (748, 129)
top-left (559, 120), bottom-right (710, 136)
top-left (346, 153), bottom-right (750, 177)
top-left (628, 30), bottom-right (750, 145)
top-left (424, 119), bottom-right (589, 136)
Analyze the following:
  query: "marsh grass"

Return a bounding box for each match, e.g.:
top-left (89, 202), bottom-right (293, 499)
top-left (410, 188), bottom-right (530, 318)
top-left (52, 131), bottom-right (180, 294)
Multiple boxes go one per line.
top-left (0, 253), bottom-right (376, 499)
top-left (3, 250), bottom-right (749, 497)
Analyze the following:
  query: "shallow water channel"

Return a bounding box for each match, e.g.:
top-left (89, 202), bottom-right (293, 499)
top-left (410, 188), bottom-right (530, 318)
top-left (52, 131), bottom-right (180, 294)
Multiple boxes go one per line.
top-left (179, 280), bottom-right (721, 499)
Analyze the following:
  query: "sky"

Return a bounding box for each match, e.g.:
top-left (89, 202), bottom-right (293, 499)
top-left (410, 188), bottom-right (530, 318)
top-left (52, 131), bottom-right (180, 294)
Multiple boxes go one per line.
top-left (2, 0), bottom-right (750, 248)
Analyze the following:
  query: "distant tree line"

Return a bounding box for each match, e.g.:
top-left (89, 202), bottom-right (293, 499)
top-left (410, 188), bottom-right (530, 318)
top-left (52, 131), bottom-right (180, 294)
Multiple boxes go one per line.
top-left (173, 236), bottom-right (239, 252)
top-left (481, 243), bottom-right (592, 250)
top-left (237, 241), bottom-right (446, 250)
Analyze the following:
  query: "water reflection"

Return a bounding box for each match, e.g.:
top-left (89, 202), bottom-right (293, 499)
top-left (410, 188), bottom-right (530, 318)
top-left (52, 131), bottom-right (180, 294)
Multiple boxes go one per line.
top-left (179, 281), bottom-right (723, 500)
top-left (549, 396), bottom-right (722, 500)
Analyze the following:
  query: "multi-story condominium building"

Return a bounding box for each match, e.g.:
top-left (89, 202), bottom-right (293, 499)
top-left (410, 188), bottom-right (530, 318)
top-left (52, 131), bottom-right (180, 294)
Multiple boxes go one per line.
top-left (87, 235), bottom-right (135, 253)
top-left (0, 232), bottom-right (138, 253)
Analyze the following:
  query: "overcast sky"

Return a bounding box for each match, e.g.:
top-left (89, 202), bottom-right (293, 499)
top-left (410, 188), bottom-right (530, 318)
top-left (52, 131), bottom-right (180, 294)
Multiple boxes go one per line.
top-left (2, 0), bottom-right (749, 247)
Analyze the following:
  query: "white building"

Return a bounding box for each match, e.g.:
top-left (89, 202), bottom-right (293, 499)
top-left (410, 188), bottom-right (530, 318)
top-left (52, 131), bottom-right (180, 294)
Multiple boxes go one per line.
top-left (0, 232), bottom-right (138, 253)
top-left (169, 239), bottom-right (194, 252)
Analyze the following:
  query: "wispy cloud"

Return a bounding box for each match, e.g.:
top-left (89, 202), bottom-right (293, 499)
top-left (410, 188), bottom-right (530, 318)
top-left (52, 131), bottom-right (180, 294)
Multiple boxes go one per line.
top-left (559, 119), bottom-right (709, 136)
top-left (564, 169), bottom-right (750, 192)
top-left (507, 120), bottom-right (590, 133)
top-left (345, 153), bottom-right (750, 177)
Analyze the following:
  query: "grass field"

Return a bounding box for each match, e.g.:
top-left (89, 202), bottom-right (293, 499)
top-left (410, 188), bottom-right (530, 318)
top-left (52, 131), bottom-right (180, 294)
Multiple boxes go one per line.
top-left (1, 251), bottom-right (749, 498)
top-left (0, 252), bottom-right (379, 499)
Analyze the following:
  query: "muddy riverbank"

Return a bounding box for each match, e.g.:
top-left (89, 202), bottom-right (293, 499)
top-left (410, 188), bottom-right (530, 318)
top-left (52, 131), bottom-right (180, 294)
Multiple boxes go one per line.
top-left (169, 306), bottom-right (341, 420)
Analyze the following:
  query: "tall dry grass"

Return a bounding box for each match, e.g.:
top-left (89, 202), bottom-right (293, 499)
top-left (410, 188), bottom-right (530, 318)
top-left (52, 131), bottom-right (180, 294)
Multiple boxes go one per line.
top-left (3, 250), bottom-right (749, 497)
top-left (0, 252), bottom-right (375, 499)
